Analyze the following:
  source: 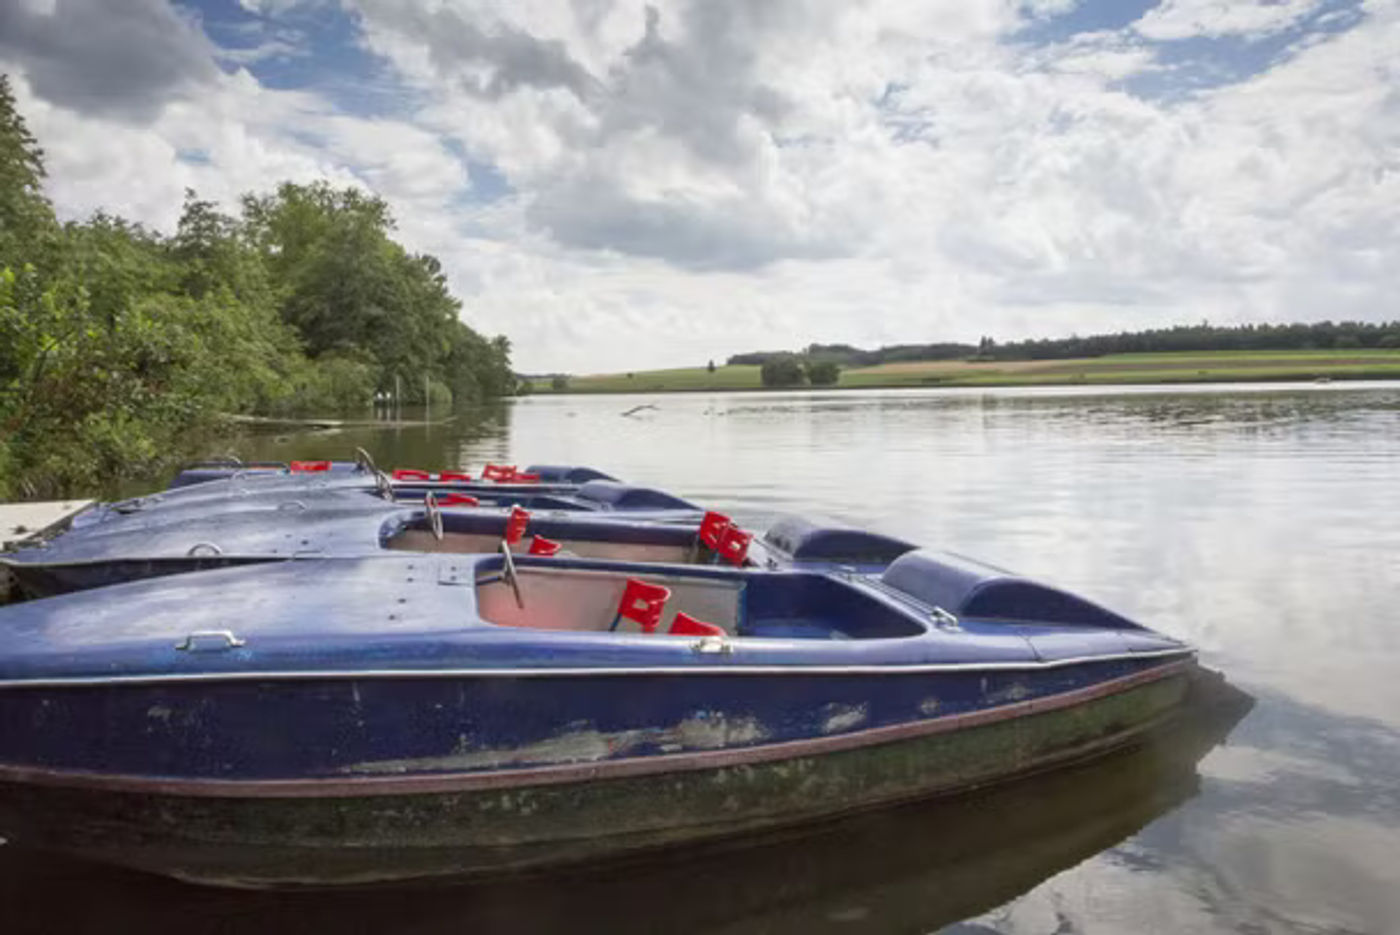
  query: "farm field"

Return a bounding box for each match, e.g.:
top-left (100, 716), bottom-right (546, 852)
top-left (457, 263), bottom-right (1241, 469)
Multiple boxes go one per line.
top-left (534, 349), bottom-right (1400, 393)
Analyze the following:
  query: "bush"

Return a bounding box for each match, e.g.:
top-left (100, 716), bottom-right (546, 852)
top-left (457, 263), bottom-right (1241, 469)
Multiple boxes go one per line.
top-left (551, 374), bottom-right (570, 391)
top-left (806, 359), bottom-right (841, 385)
top-left (760, 354), bottom-right (806, 388)
top-left (276, 353), bottom-right (377, 414)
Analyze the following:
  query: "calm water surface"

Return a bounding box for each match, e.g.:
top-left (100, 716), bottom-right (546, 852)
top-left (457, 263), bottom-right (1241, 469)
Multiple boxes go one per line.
top-left (4, 383), bottom-right (1399, 933)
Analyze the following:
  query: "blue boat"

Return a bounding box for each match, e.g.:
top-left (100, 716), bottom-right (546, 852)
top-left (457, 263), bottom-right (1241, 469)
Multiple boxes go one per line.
top-left (66, 464), bottom-right (700, 539)
top-left (0, 543), bottom-right (1197, 888)
top-left (3, 500), bottom-right (914, 598)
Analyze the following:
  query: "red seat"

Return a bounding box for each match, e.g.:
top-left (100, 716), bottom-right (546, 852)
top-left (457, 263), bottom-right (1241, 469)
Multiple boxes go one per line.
top-left (716, 525), bottom-right (753, 566)
top-left (515, 472), bottom-right (541, 483)
top-left (668, 612), bottom-right (726, 637)
top-left (698, 511), bottom-right (732, 550)
top-left (528, 535), bottom-right (561, 556)
top-left (290, 460), bottom-right (331, 473)
top-left (483, 464), bottom-right (517, 482)
top-left (438, 492), bottom-right (479, 507)
top-left (392, 468), bottom-right (431, 481)
top-left (439, 470), bottom-right (472, 482)
top-left (609, 579), bottom-right (672, 633)
top-left (504, 505), bottom-right (530, 545)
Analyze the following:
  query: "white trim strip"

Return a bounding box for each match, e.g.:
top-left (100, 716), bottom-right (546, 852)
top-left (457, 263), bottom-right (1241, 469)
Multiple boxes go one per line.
top-left (0, 648), bottom-right (1193, 689)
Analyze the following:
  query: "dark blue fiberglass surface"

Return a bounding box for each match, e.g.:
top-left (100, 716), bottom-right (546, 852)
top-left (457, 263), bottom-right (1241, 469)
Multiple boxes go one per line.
top-left (762, 515), bottom-right (917, 568)
top-left (0, 655), bottom-right (1175, 779)
top-left (525, 464), bottom-right (618, 484)
top-left (881, 550), bottom-right (1141, 629)
top-left (575, 480), bottom-right (699, 511)
top-left (738, 573), bottom-right (925, 639)
top-left (0, 554), bottom-right (1187, 683)
top-left (0, 549), bottom-right (1191, 781)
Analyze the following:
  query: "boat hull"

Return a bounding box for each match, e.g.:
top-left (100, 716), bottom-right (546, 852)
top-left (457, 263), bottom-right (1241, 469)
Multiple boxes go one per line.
top-left (0, 660), bottom-right (1194, 888)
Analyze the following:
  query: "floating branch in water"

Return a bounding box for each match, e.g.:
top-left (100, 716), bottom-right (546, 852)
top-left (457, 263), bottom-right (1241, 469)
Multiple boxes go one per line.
top-left (621, 404), bottom-right (659, 417)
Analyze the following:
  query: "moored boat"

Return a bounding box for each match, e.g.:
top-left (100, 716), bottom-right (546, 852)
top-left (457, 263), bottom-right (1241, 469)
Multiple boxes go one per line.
top-left (70, 456), bottom-right (666, 535)
top-left (0, 546), bottom-right (1197, 888)
top-left (2, 503), bottom-right (763, 597)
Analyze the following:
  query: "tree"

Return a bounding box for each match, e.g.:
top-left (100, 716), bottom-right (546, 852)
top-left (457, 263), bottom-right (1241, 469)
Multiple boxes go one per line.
top-left (806, 359), bottom-right (840, 385)
top-left (0, 82), bottom-right (515, 496)
top-left (760, 354), bottom-right (806, 388)
top-left (551, 374), bottom-right (570, 391)
top-left (707, 359), bottom-right (716, 373)
top-left (0, 75), bottom-right (56, 268)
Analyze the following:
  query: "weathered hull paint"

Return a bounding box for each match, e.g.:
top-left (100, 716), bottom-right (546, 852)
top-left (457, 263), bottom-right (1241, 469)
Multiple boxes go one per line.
top-left (0, 664), bottom-right (1193, 888)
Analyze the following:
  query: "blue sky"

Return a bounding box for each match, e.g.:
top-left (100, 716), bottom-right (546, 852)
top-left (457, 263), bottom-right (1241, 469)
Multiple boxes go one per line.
top-left (2, 0), bottom-right (1396, 371)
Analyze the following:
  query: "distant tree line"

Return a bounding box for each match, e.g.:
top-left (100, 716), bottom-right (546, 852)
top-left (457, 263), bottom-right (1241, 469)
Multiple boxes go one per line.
top-left (729, 320), bottom-right (1400, 372)
top-left (0, 75), bottom-right (512, 498)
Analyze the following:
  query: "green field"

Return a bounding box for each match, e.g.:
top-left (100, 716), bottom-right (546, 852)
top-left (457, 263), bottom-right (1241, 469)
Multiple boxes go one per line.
top-left (535, 349), bottom-right (1400, 394)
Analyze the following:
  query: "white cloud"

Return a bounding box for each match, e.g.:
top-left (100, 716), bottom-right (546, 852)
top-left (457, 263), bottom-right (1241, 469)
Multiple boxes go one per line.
top-left (1133, 0), bottom-right (1325, 42)
top-left (2, 0), bottom-right (1398, 374)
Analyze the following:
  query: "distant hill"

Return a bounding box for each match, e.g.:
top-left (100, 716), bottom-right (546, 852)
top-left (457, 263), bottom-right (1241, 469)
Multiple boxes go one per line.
top-left (727, 321), bottom-right (1400, 368)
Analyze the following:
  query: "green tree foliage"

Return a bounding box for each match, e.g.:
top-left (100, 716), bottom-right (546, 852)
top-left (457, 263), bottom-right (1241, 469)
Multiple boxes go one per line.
top-left (551, 374), bottom-right (570, 391)
top-left (806, 359), bottom-right (841, 385)
top-left (760, 354), bottom-right (806, 388)
top-left (0, 76), bottom-right (55, 268)
top-left (0, 79), bottom-right (512, 498)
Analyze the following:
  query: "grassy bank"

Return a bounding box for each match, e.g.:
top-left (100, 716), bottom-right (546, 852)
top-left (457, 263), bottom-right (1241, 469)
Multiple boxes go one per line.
top-left (536, 349), bottom-right (1400, 394)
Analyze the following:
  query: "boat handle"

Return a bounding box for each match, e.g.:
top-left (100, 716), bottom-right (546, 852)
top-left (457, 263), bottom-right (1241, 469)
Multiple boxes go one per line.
top-left (930, 607), bottom-right (960, 631)
top-left (276, 500), bottom-right (307, 512)
top-left (692, 636), bottom-right (733, 655)
top-left (425, 492), bottom-right (444, 541)
top-left (186, 542), bottom-right (223, 557)
top-left (175, 630), bottom-right (246, 652)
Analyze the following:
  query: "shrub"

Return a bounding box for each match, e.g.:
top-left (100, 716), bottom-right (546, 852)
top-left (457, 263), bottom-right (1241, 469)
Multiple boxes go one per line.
top-left (806, 359), bottom-right (841, 385)
top-left (760, 354), bottom-right (806, 388)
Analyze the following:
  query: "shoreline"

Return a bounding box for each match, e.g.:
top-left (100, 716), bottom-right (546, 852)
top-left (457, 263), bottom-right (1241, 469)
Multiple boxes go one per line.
top-left (532, 369), bottom-right (1400, 396)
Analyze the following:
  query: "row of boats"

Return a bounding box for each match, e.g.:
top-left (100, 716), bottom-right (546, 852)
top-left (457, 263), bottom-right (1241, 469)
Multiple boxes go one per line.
top-left (0, 451), bottom-right (1233, 888)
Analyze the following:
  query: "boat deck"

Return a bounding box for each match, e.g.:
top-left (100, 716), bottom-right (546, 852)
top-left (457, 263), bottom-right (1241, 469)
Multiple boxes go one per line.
top-left (1, 500), bottom-right (93, 602)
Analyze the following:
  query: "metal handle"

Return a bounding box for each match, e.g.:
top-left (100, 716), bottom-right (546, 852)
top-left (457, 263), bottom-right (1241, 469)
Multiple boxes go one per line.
top-left (692, 636), bottom-right (733, 655)
top-left (186, 542), bottom-right (223, 557)
top-left (500, 541), bottom-right (524, 609)
top-left (276, 500), bottom-right (307, 512)
top-left (175, 630), bottom-right (246, 652)
top-left (930, 607), bottom-right (960, 631)
top-left (425, 492), bottom-right (444, 542)
top-left (375, 470), bottom-right (394, 501)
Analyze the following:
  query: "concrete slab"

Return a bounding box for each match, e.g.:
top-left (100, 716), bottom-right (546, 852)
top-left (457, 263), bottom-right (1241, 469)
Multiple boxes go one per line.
top-left (1, 499), bottom-right (94, 549)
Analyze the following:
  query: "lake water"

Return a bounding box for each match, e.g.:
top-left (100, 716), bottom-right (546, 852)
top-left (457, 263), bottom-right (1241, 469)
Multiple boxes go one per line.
top-left (4, 383), bottom-right (1399, 933)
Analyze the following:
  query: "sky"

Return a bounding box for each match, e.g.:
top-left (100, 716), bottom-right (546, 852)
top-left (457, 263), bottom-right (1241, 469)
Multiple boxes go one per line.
top-left (1, 0), bottom-right (1397, 373)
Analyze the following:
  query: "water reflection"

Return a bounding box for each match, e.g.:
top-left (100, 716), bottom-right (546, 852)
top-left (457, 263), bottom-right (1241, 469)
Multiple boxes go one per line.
top-left (0, 676), bottom-right (1251, 935)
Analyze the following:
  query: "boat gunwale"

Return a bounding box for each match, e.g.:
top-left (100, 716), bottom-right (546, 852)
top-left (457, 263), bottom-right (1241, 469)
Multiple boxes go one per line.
top-left (0, 646), bottom-right (1194, 690)
top-left (0, 658), bottom-right (1195, 798)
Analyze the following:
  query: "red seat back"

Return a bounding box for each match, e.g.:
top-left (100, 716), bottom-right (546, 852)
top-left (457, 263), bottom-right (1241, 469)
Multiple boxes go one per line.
top-left (290, 460), bottom-right (331, 473)
top-left (668, 612), bottom-right (725, 637)
top-left (439, 470), bottom-right (472, 482)
top-left (614, 579), bottom-right (671, 633)
top-left (698, 511), bottom-right (732, 550)
top-left (515, 472), bottom-right (541, 483)
top-left (504, 505), bottom-right (530, 545)
top-left (392, 468), bottom-right (431, 481)
top-left (528, 535), bottom-right (561, 556)
top-left (438, 492), bottom-right (479, 507)
top-left (483, 464), bottom-right (517, 482)
top-left (717, 524), bottom-right (753, 566)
